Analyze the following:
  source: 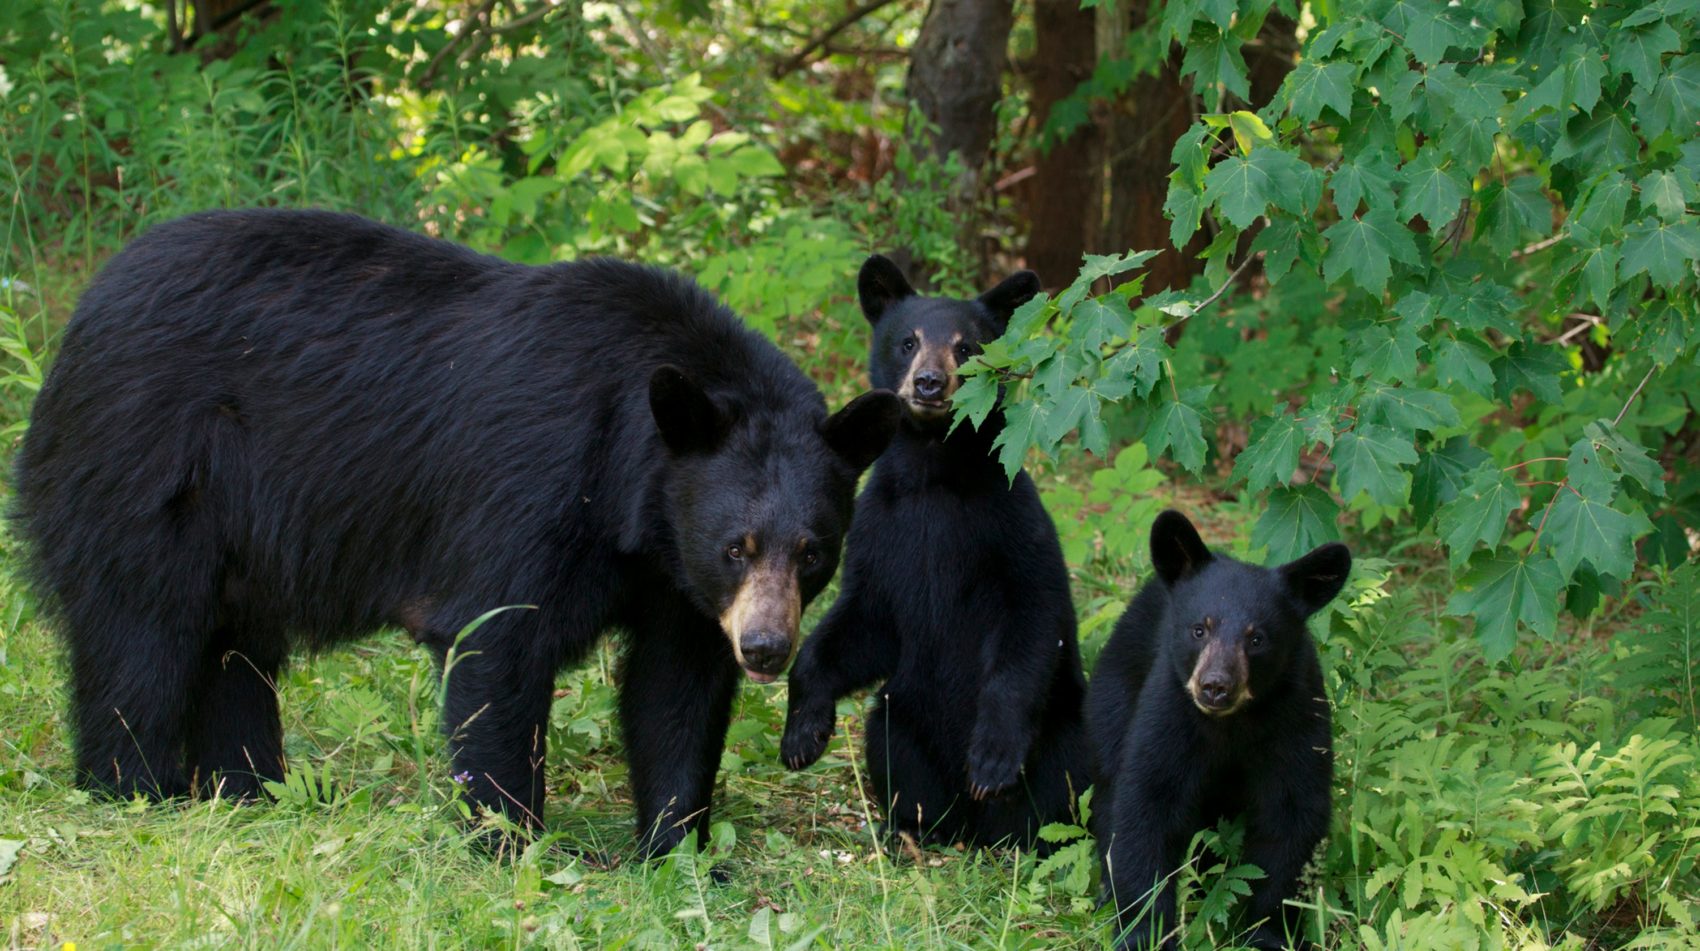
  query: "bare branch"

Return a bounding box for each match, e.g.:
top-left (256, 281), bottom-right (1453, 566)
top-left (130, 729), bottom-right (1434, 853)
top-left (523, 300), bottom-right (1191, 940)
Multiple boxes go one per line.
top-left (772, 0), bottom-right (904, 79)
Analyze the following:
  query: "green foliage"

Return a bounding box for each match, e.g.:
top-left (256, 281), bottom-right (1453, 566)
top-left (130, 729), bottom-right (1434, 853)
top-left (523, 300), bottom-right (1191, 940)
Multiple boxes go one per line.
top-left (969, 0), bottom-right (1700, 658)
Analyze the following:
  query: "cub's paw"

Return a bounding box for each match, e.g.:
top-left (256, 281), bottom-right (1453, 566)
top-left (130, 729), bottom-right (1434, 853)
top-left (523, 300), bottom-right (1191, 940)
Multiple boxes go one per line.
top-left (781, 710), bottom-right (834, 770)
top-left (967, 738), bottom-right (1024, 800)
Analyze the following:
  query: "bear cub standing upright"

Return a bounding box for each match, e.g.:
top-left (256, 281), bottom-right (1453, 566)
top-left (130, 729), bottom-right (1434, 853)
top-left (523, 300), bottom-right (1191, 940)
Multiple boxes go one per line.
top-left (781, 255), bottom-right (1089, 850)
top-left (1087, 510), bottom-right (1349, 950)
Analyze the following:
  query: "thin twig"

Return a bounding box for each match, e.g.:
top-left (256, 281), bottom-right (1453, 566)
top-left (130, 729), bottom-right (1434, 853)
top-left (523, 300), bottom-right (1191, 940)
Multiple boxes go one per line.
top-left (1512, 230), bottom-right (1569, 260)
top-left (1612, 364), bottom-right (1658, 427)
top-left (1161, 252), bottom-right (1259, 333)
top-left (771, 0), bottom-right (903, 78)
top-left (420, 0), bottom-right (500, 88)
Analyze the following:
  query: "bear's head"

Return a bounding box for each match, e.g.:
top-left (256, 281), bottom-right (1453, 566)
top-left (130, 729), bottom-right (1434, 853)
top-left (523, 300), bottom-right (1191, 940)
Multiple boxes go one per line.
top-left (649, 366), bottom-right (900, 683)
top-left (857, 254), bottom-right (1040, 426)
top-left (1148, 509), bottom-right (1351, 718)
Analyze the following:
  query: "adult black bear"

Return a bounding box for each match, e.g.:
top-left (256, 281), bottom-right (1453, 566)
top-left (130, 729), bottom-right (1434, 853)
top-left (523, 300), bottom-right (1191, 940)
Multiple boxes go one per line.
top-left (1087, 510), bottom-right (1349, 950)
top-left (780, 255), bottom-right (1089, 850)
top-left (13, 209), bottom-right (901, 857)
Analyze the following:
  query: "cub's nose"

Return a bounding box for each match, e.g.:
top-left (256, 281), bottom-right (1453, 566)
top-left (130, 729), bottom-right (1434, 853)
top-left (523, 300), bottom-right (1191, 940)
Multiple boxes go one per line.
top-left (739, 630), bottom-right (791, 676)
top-left (1198, 677), bottom-right (1232, 709)
top-left (913, 369), bottom-right (946, 400)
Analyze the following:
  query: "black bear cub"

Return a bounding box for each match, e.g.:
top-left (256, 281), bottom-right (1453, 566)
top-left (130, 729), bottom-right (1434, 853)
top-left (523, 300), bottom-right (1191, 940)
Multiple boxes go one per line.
top-left (1087, 511), bottom-right (1349, 949)
top-left (781, 255), bottom-right (1090, 850)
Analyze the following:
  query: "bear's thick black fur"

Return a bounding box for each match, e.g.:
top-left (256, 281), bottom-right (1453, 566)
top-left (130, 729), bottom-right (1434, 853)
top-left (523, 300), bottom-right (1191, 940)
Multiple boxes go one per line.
top-left (14, 209), bottom-right (900, 857)
top-left (780, 255), bottom-right (1089, 850)
top-left (1087, 510), bottom-right (1349, 949)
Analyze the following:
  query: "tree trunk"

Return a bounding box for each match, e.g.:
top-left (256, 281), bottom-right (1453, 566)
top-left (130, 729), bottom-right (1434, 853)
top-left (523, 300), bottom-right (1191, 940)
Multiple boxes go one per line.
top-left (1102, 0), bottom-right (1201, 294)
top-left (1022, 0), bottom-right (1100, 288)
top-left (907, 0), bottom-right (1016, 280)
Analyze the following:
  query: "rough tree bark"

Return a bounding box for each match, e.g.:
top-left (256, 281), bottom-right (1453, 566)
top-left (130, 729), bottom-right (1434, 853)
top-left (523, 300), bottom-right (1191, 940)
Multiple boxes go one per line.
top-left (907, 0), bottom-right (1016, 280)
top-left (1022, 0), bottom-right (1100, 287)
top-left (1101, 0), bottom-right (1201, 294)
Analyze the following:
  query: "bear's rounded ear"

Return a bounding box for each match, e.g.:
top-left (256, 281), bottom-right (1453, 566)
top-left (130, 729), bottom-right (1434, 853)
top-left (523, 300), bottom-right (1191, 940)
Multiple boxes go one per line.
top-left (977, 270), bottom-right (1041, 333)
top-left (821, 389), bottom-right (902, 471)
top-left (1280, 542), bottom-right (1352, 615)
top-left (858, 255), bottom-right (916, 325)
top-left (1150, 509), bottom-right (1212, 586)
top-left (649, 365), bottom-right (730, 455)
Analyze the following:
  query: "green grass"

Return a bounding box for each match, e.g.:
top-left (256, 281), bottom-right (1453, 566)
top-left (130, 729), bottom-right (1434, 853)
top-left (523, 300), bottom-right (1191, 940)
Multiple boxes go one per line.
top-left (3, 512), bottom-right (1698, 949)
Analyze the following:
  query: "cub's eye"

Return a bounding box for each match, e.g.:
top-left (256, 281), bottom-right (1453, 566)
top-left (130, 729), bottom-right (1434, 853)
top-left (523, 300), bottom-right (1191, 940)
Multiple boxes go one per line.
top-left (956, 344), bottom-right (973, 360)
top-left (726, 544), bottom-right (744, 561)
top-left (802, 549), bottom-right (820, 568)
top-left (1190, 624), bottom-right (1206, 640)
top-left (1249, 632), bottom-right (1265, 648)
top-left (901, 336), bottom-right (917, 353)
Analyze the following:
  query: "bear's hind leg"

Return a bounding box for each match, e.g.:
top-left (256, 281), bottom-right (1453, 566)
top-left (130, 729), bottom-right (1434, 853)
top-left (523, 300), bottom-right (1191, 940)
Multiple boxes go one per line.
top-left (865, 704), bottom-right (964, 848)
top-left (184, 628), bottom-right (286, 799)
top-left (65, 608), bottom-right (205, 799)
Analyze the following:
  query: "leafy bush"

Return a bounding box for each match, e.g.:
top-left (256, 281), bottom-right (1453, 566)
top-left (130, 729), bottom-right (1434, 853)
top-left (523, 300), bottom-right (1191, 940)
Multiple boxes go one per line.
top-left (969, 0), bottom-right (1700, 660)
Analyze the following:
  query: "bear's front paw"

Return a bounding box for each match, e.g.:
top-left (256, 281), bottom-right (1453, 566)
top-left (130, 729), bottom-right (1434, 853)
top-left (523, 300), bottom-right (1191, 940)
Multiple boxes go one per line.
top-left (967, 738), bottom-right (1023, 800)
top-left (781, 710), bottom-right (834, 770)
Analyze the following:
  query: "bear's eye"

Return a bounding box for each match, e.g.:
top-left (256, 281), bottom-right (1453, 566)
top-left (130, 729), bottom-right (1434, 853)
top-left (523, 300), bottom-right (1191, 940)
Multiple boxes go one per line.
top-left (901, 336), bottom-right (917, 354)
top-left (1190, 624), bottom-right (1206, 640)
top-left (726, 543), bottom-right (744, 561)
top-left (956, 344), bottom-right (973, 360)
top-left (1249, 632), bottom-right (1265, 648)
top-left (802, 549), bottom-right (820, 568)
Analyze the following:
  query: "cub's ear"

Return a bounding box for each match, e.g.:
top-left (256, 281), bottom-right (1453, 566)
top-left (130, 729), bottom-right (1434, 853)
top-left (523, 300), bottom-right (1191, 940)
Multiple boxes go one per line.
top-left (1280, 542), bottom-right (1352, 615)
top-left (977, 270), bottom-right (1041, 332)
top-left (649, 365), bottom-right (730, 455)
top-left (1150, 509), bottom-right (1212, 586)
top-left (858, 254), bottom-right (916, 325)
top-left (821, 389), bottom-right (902, 471)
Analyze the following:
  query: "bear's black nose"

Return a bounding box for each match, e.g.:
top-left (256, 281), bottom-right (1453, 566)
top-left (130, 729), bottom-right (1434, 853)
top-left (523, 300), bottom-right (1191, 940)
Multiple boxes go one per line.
top-left (913, 370), bottom-right (946, 400)
top-left (1198, 678), bottom-right (1232, 708)
top-left (740, 630), bottom-right (791, 675)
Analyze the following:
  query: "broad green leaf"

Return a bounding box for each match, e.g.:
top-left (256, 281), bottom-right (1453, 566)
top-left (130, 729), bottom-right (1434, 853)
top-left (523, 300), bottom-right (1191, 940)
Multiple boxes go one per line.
top-left (1349, 323), bottom-right (1423, 382)
top-left (1541, 487), bottom-right (1653, 580)
top-left (1552, 108), bottom-right (1640, 170)
top-left (1411, 436), bottom-right (1492, 527)
top-left (1638, 53), bottom-right (1700, 139)
top-left (1043, 386), bottom-right (1095, 446)
top-left (1638, 169), bottom-right (1694, 222)
top-left (1492, 341), bottom-right (1566, 404)
top-left (1204, 155), bottom-right (1276, 229)
top-left (1437, 465), bottom-right (1521, 566)
top-left (1145, 386), bottom-right (1213, 473)
top-left (1570, 234), bottom-right (1620, 310)
top-left (1446, 552), bottom-right (1564, 661)
top-left (1180, 23), bottom-right (1251, 105)
top-left (1574, 172), bottom-right (1632, 235)
top-left (1286, 59), bottom-right (1357, 123)
top-left (1433, 335), bottom-right (1496, 398)
top-left (993, 400), bottom-right (1044, 479)
top-left (1608, 22), bottom-right (1681, 90)
top-left (1357, 384), bottom-right (1461, 434)
top-left (1621, 217), bottom-right (1700, 288)
top-left (1322, 207), bottom-right (1420, 295)
top-left (1165, 180), bottom-right (1206, 247)
top-left (1583, 420), bottom-right (1666, 497)
top-left (1251, 485), bottom-right (1342, 562)
top-left (1235, 411), bottom-right (1307, 493)
top-left (1333, 424), bottom-right (1418, 506)
top-left (1330, 150), bottom-right (1398, 216)
top-left (1398, 149), bottom-right (1470, 231)
top-left (1564, 434), bottom-right (1618, 499)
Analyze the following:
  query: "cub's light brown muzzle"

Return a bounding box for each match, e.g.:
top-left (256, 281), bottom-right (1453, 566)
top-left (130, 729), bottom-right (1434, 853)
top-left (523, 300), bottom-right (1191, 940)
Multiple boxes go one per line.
top-left (1186, 639), bottom-right (1252, 717)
